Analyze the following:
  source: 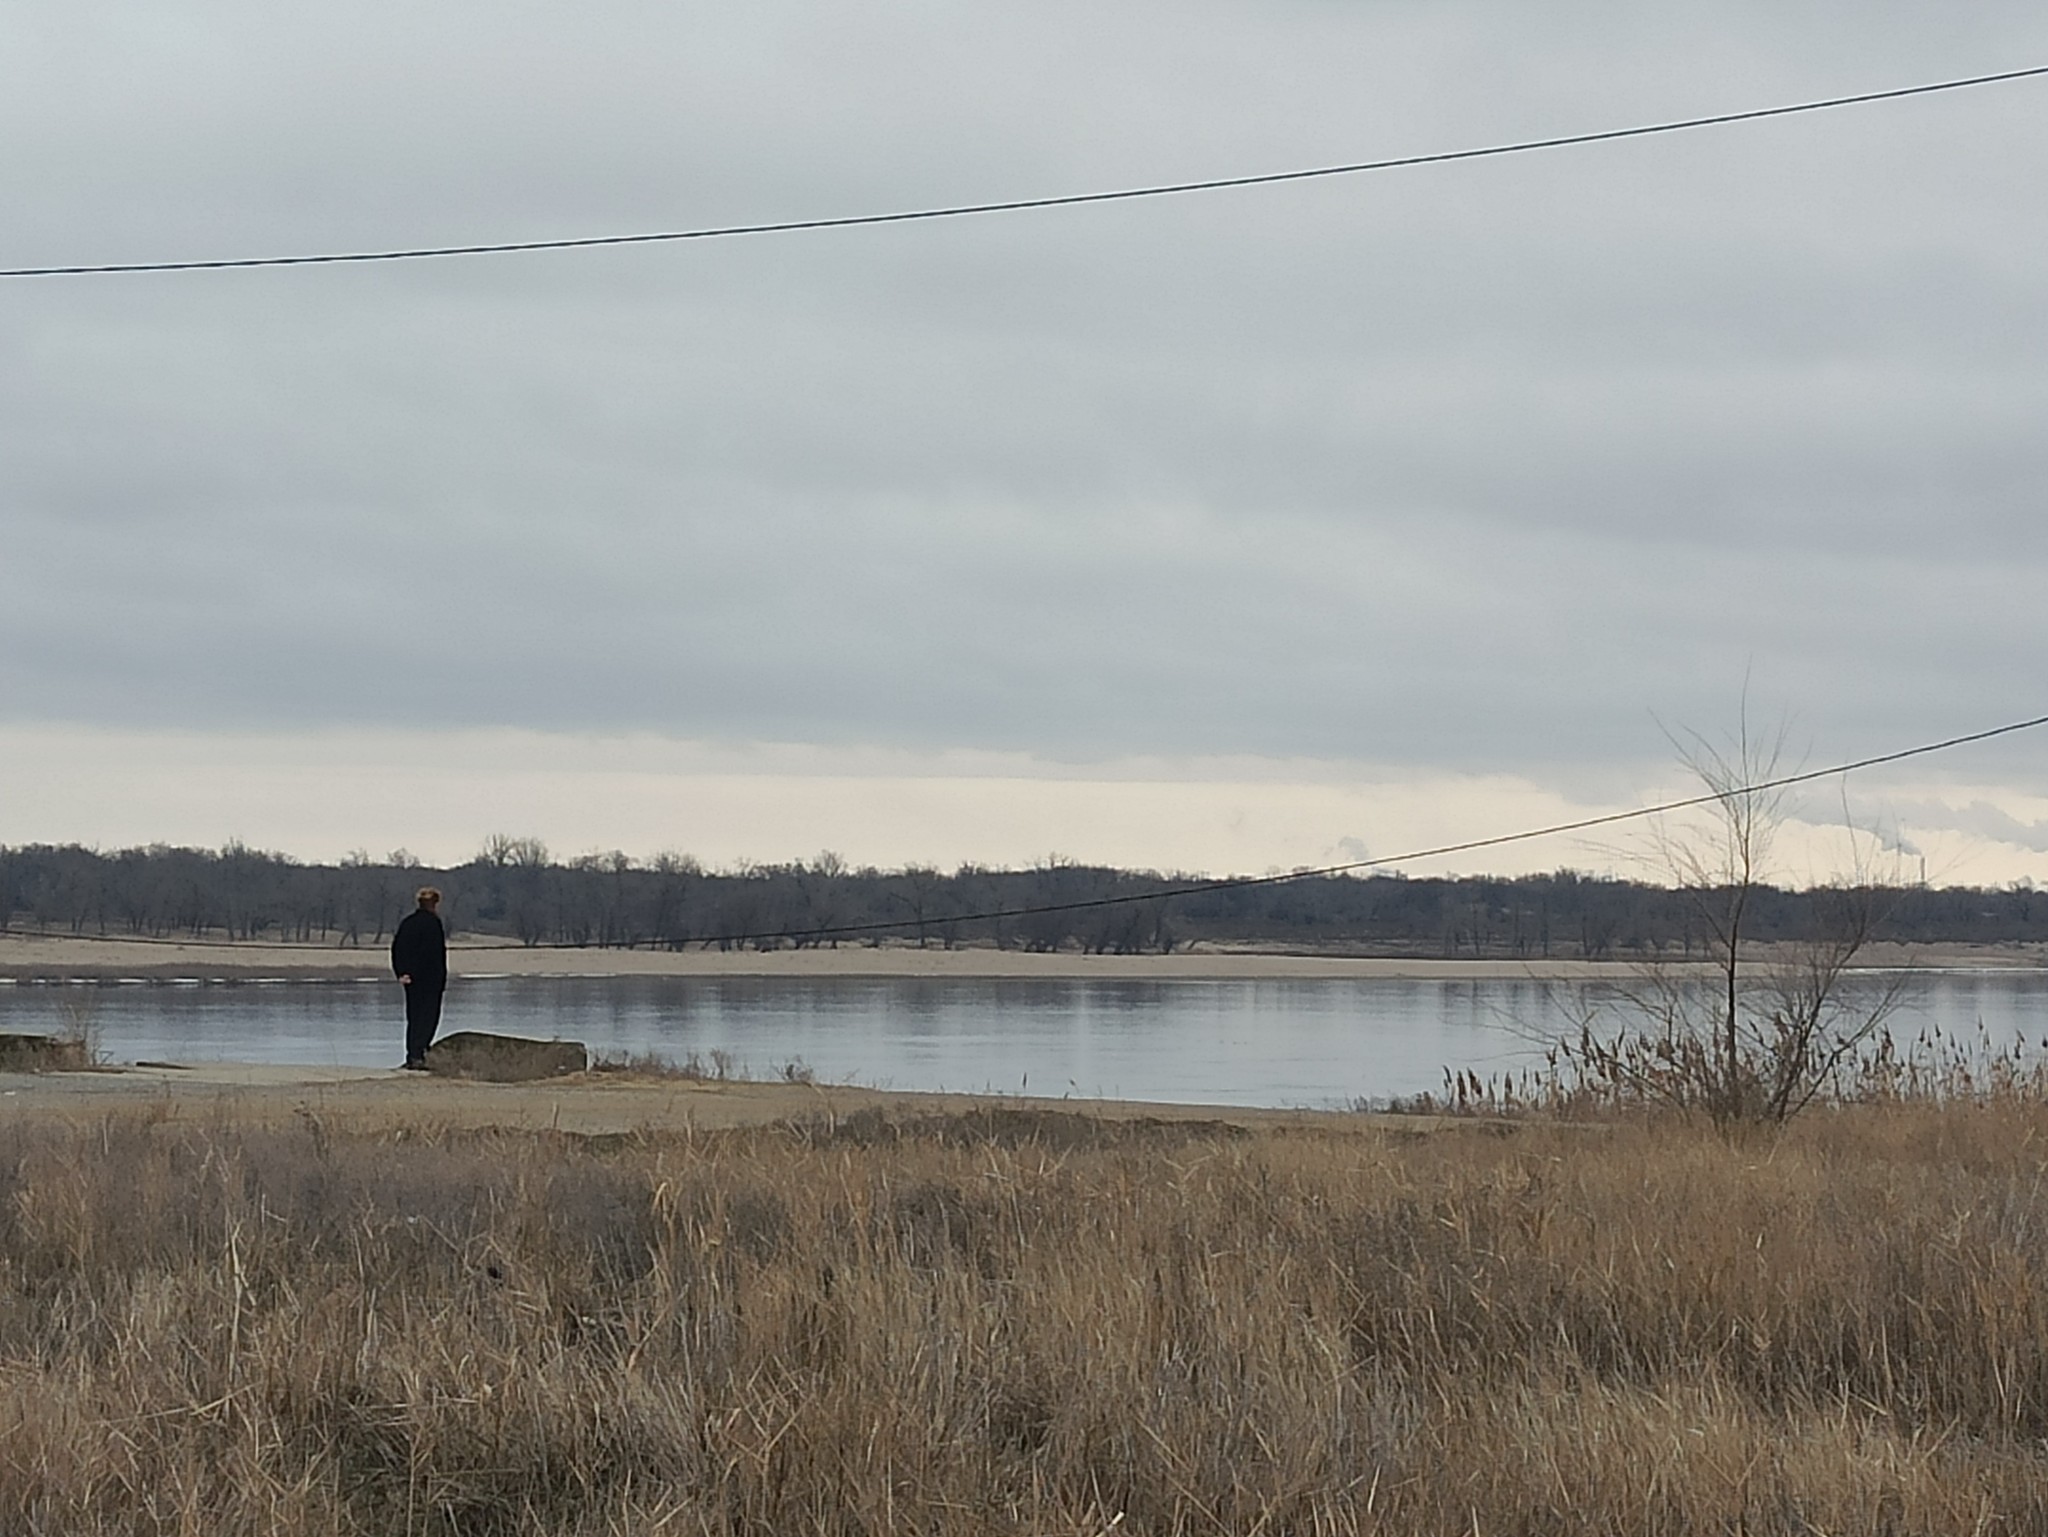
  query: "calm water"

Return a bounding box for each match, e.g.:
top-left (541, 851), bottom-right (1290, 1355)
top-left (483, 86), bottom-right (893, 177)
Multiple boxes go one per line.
top-left (1, 972), bottom-right (2042, 1108)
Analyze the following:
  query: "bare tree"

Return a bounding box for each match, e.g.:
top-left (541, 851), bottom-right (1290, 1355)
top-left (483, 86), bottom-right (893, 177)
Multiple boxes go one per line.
top-left (504, 837), bottom-right (553, 946)
top-left (647, 850), bottom-right (699, 950)
top-left (887, 865), bottom-right (948, 949)
top-left (1560, 715), bottom-right (1911, 1125)
top-left (1662, 713), bottom-right (1788, 1113)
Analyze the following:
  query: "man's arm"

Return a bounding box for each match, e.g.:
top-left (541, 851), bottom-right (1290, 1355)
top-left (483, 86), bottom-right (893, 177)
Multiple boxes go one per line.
top-left (411, 913), bottom-right (448, 985)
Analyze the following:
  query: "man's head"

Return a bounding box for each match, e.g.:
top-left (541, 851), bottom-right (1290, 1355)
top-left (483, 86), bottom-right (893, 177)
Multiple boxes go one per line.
top-left (416, 887), bottom-right (442, 912)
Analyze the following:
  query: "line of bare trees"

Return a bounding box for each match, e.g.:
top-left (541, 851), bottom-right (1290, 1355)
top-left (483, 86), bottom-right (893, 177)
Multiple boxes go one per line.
top-left (2, 837), bottom-right (2044, 957)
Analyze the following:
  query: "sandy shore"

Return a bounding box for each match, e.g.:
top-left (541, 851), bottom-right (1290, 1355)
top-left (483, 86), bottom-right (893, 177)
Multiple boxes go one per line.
top-left (4, 933), bottom-right (2037, 982)
top-left (0, 1060), bottom-right (1407, 1137)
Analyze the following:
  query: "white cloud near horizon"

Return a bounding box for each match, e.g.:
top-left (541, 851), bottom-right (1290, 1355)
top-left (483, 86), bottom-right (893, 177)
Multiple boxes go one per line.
top-left (5, 724), bottom-right (2045, 890)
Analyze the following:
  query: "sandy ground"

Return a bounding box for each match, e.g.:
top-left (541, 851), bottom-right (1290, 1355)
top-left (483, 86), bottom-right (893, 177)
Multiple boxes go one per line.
top-left (0, 1060), bottom-right (1409, 1137)
top-left (4, 932), bottom-right (2038, 982)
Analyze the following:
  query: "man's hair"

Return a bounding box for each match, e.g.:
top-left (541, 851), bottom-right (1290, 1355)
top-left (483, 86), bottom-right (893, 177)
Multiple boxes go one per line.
top-left (416, 886), bottom-right (442, 908)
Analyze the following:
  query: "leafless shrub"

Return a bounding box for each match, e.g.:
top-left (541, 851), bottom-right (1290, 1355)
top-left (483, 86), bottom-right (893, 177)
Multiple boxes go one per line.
top-left (1476, 712), bottom-right (1919, 1126)
top-left (53, 990), bottom-right (102, 1066)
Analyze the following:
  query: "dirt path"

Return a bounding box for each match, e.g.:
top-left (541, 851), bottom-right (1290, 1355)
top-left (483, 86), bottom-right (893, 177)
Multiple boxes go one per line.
top-left (0, 1061), bottom-right (1418, 1137)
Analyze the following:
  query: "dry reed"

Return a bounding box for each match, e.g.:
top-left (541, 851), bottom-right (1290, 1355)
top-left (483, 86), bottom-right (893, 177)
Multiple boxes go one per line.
top-left (2, 1098), bottom-right (2047, 1533)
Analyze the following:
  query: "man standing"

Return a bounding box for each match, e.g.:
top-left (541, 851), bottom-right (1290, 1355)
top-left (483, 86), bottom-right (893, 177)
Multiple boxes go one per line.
top-left (390, 886), bottom-right (448, 1070)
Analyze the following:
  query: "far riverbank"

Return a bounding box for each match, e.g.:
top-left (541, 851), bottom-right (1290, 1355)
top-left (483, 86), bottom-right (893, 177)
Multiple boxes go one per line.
top-left (3, 932), bottom-right (2041, 983)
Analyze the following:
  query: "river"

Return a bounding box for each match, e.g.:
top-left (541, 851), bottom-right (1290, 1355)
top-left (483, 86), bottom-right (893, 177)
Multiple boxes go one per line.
top-left (4, 970), bottom-right (2042, 1108)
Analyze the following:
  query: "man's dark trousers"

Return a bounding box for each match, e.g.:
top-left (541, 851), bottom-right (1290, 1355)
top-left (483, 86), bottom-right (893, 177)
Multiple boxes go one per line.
top-left (404, 982), bottom-right (445, 1063)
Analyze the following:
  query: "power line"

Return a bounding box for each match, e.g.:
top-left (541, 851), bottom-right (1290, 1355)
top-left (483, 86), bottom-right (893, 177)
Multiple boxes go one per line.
top-left (12, 710), bottom-right (2046, 955)
top-left (605, 707), bottom-right (2048, 950)
top-left (6, 64), bottom-right (2045, 280)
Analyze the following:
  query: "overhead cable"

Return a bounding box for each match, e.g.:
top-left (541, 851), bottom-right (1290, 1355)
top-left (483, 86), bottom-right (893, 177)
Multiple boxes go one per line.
top-left (4, 64), bottom-right (2045, 279)
top-left (608, 707), bottom-right (2048, 950)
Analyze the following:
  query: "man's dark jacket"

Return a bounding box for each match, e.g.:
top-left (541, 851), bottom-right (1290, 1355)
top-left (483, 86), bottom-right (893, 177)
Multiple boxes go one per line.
top-left (390, 909), bottom-right (448, 990)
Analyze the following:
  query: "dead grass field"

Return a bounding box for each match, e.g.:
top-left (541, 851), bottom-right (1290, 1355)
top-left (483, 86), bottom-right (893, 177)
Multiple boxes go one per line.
top-left (3, 1096), bottom-right (2048, 1533)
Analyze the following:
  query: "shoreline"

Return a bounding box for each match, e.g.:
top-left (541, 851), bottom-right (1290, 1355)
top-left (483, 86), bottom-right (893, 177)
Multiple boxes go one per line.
top-left (3, 933), bottom-right (2040, 983)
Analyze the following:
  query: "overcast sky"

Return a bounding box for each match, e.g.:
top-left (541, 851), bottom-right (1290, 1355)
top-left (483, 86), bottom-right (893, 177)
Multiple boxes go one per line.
top-left (5, 2), bottom-right (2048, 880)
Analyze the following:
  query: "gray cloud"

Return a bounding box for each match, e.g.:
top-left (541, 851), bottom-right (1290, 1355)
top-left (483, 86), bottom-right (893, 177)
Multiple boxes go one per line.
top-left (6, 0), bottom-right (2048, 794)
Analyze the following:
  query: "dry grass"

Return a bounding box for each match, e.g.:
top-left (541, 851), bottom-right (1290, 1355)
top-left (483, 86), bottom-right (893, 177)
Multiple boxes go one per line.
top-left (0, 993), bottom-right (100, 1072)
top-left (588, 1047), bottom-right (815, 1086)
top-left (3, 1099), bottom-right (2048, 1533)
top-left (0, 1034), bottom-right (91, 1073)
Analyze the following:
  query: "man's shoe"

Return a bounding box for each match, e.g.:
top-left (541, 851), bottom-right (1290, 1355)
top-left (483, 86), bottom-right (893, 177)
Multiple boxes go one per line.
top-left (402, 1057), bottom-right (429, 1071)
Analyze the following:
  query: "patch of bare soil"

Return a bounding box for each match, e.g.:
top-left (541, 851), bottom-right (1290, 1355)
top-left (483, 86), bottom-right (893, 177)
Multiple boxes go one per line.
top-left (0, 1060), bottom-right (1428, 1138)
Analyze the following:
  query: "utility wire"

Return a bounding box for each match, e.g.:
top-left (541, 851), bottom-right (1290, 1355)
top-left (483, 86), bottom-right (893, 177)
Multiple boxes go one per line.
top-left (12, 710), bottom-right (2047, 955)
top-left (6, 64), bottom-right (2045, 279)
top-left (596, 708), bottom-right (2048, 951)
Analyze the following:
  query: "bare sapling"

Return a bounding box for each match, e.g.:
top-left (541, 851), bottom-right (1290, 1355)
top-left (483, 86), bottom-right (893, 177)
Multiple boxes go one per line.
top-left (1546, 713), bottom-right (1911, 1124)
